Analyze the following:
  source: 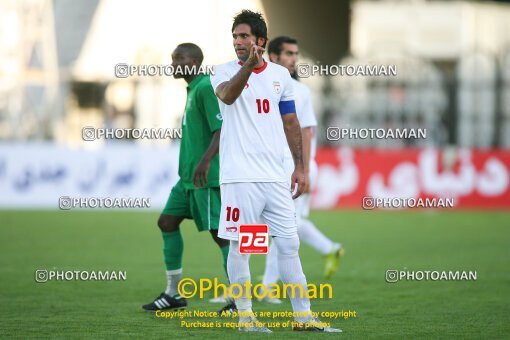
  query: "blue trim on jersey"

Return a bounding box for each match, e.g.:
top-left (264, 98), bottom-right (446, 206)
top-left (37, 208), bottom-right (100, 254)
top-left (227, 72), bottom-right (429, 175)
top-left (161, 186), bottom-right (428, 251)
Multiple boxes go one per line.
top-left (279, 100), bottom-right (296, 115)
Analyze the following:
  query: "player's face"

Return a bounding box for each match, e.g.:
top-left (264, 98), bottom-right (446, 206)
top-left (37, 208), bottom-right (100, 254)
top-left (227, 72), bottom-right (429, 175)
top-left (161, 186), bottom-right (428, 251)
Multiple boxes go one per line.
top-left (232, 24), bottom-right (261, 62)
top-left (273, 43), bottom-right (299, 76)
top-left (171, 47), bottom-right (195, 79)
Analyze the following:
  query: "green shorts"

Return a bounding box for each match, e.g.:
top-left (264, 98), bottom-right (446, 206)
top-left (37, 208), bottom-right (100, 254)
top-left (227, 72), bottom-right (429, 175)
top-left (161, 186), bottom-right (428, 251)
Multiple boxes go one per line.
top-left (162, 179), bottom-right (221, 232)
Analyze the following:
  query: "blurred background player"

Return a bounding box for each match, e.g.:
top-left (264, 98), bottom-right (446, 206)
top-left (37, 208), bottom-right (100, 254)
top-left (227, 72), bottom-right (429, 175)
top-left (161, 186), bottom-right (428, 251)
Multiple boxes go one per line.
top-left (258, 36), bottom-right (345, 304)
top-left (142, 43), bottom-right (231, 312)
top-left (212, 10), bottom-right (341, 333)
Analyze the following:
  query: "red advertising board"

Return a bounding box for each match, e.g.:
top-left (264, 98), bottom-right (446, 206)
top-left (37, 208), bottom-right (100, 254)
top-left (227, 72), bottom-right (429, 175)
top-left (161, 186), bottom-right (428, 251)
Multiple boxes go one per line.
top-left (312, 148), bottom-right (510, 209)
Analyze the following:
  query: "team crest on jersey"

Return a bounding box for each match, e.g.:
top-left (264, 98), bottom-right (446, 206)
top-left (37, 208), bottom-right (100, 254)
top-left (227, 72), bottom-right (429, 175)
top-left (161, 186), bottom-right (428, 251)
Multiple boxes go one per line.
top-left (273, 81), bottom-right (281, 94)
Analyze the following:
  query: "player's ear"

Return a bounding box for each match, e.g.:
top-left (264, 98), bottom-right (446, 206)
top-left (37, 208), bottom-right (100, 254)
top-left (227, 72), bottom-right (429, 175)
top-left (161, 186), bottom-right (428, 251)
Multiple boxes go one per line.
top-left (256, 36), bottom-right (265, 48)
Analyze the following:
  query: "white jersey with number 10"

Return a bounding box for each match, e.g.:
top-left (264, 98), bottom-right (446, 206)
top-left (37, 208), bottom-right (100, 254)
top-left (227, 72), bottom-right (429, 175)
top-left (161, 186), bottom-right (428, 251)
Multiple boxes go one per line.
top-left (211, 60), bottom-right (296, 184)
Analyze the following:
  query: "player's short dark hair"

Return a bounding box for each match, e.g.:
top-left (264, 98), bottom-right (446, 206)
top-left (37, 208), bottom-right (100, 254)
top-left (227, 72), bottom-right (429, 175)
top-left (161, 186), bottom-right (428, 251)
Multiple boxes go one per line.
top-left (176, 43), bottom-right (204, 64)
top-left (232, 10), bottom-right (268, 48)
top-left (268, 36), bottom-right (298, 56)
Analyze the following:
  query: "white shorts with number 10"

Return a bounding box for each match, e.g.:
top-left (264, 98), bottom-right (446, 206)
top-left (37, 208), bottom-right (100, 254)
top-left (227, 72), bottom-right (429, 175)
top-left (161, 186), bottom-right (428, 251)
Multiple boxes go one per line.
top-left (218, 182), bottom-right (297, 241)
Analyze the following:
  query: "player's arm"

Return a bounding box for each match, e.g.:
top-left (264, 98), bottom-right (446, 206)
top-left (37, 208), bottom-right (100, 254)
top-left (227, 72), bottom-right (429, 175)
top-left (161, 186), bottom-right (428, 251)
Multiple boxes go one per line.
top-left (281, 113), bottom-right (307, 199)
top-left (298, 87), bottom-right (317, 193)
top-left (301, 126), bottom-right (312, 193)
top-left (193, 82), bottom-right (223, 188)
top-left (215, 42), bottom-right (264, 105)
top-left (193, 128), bottom-right (221, 188)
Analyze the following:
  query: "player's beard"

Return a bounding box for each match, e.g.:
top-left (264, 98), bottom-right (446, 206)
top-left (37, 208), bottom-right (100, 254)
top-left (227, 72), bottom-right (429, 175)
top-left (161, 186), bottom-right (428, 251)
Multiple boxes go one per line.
top-left (291, 71), bottom-right (298, 80)
top-left (238, 52), bottom-right (249, 62)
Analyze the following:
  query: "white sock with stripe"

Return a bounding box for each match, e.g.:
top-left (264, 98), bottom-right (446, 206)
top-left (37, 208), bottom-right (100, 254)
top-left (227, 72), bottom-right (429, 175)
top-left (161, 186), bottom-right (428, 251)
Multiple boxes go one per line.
top-left (165, 269), bottom-right (183, 296)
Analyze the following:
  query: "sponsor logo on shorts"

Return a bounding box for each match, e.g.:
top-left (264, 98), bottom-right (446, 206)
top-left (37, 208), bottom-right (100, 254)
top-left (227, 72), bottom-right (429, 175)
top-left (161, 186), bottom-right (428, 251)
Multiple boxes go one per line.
top-left (226, 226), bottom-right (237, 232)
top-left (239, 224), bottom-right (268, 254)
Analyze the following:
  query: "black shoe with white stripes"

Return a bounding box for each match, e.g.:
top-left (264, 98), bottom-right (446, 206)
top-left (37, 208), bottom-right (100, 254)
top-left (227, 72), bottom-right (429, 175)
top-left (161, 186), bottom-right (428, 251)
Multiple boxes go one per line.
top-left (217, 298), bottom-right (237, 316)
top-left (142, 292), bottom-right (187, 311)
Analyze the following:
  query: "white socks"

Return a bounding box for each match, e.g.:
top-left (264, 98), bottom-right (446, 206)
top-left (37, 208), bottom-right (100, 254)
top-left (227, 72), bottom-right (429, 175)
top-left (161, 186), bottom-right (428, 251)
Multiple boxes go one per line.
top-left (272, 236), bottom-right (312, 322)
top-left (165, 269), bottom-right (183, 296)
top-left (228, 238), bottom-right (312, 323)
top-left (262, 219), bottom-right (338, 288)
top-left (227, 240), bottom-right (253, 322)
top-left (262, 241), bottom-right (279, 287)
top-left (297, 218), bottom-right (335, 255)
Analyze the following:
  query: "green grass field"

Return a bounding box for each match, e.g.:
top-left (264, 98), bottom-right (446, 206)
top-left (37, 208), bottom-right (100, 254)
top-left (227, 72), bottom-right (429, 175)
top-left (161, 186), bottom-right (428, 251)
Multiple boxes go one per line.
top-left (1, 210), bottom-right (509, 339)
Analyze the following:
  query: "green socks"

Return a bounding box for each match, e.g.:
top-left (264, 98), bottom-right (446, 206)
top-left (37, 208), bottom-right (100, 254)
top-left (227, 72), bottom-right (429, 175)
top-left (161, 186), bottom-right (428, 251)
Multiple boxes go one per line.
top-left (162, 231), bottom-right (184, 271)
top-left (162, 231), bottom-right (229, 283)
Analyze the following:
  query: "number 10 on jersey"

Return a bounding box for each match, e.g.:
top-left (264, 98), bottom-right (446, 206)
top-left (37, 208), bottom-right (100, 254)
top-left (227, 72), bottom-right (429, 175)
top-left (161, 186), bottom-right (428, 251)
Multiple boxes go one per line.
top-left (256, 99), bottom-right (270, 114)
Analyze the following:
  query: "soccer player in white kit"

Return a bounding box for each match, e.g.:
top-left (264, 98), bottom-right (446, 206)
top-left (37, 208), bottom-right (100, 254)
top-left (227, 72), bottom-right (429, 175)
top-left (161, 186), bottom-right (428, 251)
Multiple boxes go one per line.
top-left (259, 37), bottom-right (345, 304)
top-left (211, 10), bottom-right (341, 333)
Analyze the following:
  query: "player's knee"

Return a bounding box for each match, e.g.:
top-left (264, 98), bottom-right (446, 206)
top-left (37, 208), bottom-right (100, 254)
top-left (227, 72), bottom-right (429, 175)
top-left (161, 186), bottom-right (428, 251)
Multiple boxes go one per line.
top-left (228, 241), bottom-right (245, 258)
top-left (273, 236), bottom-right (300, 256)
top-left (157, 215), bottom-right (180, 232)
top-left (228, 241), bottom-right (239, 255)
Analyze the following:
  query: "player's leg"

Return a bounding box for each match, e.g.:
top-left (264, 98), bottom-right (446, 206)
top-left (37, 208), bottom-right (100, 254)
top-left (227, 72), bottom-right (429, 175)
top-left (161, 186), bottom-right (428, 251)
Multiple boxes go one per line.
top-left (227, 240), bottom-right (251, 316)
top-left (295, 193), bottom-right (337, 253)
top-left (261, 182), bottom-right (312, 321)
top-left (158, 214), bottom-right (187, 294)
top-left (142, 180), bottom-right (190, 311)
top-left (259, 240), bottom-right (282, 303)
top-left (210, 229), bottom-right (237, 310)
top-left (260, 196), bottom-right (333, 302)
top-left (257, 156), bottom-right (291, 297)
top-left (297, 215), bottom-right (336, 254)
top-left (263, 182), bottom-right (341, 332)
top-left (227, 240), bottom-right (270, 333)
top-left (218, 183), bottom-right (270, 332)
top-left (209, 230), bottom-right (229, 276)
top-left (297, 161), bottom-right (344, 279)
top-left (220, 183), bottom-right (258, 316)
top-left (272, 236), bottom-right (311, 318)
top-left (189, 187), bottom-right (229, 277)
top-left (297, 214), bottom-right (344, 279)
top-left (190, 187), bottom-right (231, 296)
top-left (189, 186), bottom-right (235, 312)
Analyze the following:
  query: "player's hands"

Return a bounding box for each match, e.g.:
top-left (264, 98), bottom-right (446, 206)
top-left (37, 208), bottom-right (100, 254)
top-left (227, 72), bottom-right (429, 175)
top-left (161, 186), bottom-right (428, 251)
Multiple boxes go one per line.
top-left (246, 41), bottom-right (265, 67)
top-left (303, 172), bottom-right (311, 194)
top-left (291, 167), bottom-right (307, 199)
top-left (193, 157), bottom-right (211, 188)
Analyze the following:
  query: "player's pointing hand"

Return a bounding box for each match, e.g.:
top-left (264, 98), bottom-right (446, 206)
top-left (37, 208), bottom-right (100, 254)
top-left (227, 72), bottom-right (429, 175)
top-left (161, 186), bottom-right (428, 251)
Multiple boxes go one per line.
top-left (247, 41), bottom-right (265, 67)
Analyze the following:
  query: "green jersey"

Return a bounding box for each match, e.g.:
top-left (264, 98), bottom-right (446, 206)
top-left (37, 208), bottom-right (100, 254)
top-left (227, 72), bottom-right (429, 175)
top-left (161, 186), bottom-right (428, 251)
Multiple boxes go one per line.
top-left (178, 74), bottom-right (222, 189)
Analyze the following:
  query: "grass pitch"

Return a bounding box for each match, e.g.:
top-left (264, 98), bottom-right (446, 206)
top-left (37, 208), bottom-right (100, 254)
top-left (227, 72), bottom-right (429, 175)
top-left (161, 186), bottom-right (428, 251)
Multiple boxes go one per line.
top-left (1, 210), bottom-right (509, 339)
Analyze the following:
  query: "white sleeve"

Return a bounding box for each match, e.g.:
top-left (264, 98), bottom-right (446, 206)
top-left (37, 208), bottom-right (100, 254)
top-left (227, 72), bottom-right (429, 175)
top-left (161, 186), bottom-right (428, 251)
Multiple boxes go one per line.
top-left (298, 86), bottom-right (318, 128)
top-left (280, 70), bottom-right (295, 102)
top-left (210, 64), bottom-right (230, 93)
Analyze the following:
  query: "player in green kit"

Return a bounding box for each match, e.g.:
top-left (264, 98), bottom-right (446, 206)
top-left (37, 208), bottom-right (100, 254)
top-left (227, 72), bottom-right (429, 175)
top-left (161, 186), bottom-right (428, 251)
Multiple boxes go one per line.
top-left (142, 43), bottom-right (231, 311)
